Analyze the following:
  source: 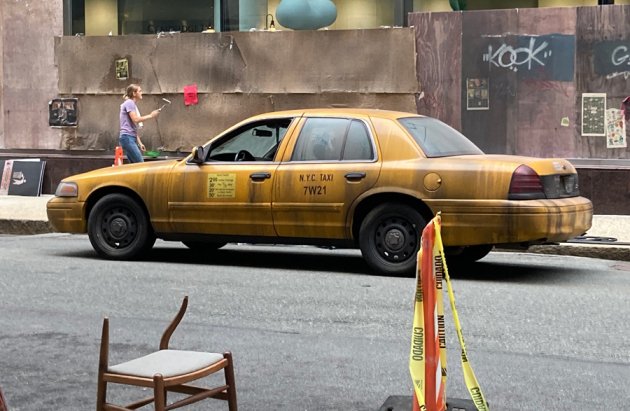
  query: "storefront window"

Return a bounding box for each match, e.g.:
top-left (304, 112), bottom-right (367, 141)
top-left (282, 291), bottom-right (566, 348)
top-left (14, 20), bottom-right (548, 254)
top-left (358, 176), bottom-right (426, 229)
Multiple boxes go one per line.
top-left (67, 0), bottom-right (214, 35)
top-left (118, 0), bottom-right (214, 34)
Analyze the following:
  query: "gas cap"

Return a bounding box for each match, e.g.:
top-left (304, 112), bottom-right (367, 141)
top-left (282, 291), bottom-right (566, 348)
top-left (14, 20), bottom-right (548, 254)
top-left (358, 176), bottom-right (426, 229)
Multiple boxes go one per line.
top-left (423, 173), bottom-right (442, 191)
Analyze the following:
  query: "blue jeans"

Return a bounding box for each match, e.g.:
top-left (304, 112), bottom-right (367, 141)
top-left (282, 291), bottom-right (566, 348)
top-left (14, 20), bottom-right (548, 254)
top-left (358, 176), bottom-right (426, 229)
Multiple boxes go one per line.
top-left (119, 133), bottom-right (144, 163)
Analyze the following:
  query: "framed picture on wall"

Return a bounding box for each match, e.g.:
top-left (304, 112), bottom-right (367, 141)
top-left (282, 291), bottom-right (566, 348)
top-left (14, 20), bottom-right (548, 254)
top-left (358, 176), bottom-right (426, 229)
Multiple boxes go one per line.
top-left (466, 78), bottom-right (489, 110)
top-left (116, 58), bottom-right (129, 80)
top-left (48, 98), bottom-right (78, 127)
top-left (581, 93), bottom-right (606, 136)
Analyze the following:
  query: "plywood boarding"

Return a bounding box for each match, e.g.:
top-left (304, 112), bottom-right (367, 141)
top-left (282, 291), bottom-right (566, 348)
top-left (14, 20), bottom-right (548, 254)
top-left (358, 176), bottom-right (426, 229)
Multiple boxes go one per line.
top-left (56, 29), bottom-right (418, 95)
top-left (576, 5), bottom-right (630, 159)
top-left (514, 7), bottom-right (578, 157)
top-left (58, 93), bottom-right (417, 151)
top-left (409, 11), bottom-right (462, 130)
top-left (461, 9), bottom-right (518, 154)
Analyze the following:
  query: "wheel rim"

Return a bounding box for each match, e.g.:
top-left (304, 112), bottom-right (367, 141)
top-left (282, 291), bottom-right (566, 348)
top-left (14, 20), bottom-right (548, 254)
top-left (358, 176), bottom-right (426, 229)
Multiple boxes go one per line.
top-left (374, 216), bottom-right (418, 263)
top-left (99, 205), bottom-right (138, 249)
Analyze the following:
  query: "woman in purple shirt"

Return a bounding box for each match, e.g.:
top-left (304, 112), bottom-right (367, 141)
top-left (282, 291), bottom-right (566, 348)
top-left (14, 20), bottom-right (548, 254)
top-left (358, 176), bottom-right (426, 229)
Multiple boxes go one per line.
top-left (119, 84), bottom-right (160, 163)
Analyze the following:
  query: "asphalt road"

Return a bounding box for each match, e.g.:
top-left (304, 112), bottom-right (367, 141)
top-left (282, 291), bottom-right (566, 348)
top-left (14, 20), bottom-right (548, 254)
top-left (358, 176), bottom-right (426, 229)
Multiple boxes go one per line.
top-left (0, 234), bottom-right (629, 410)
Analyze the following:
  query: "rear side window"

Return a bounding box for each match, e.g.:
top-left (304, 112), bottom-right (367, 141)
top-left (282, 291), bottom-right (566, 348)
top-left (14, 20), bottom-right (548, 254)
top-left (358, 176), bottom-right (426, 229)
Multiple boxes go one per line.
top-left (399, 117), bottom-right (483, 158)
top-left (291, 118), bottom-right (374, 161)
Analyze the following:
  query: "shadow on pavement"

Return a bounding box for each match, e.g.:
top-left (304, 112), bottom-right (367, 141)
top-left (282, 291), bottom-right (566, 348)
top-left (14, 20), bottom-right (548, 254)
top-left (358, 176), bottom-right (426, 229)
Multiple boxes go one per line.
top-left (58, 244), bottom-right (594, 282)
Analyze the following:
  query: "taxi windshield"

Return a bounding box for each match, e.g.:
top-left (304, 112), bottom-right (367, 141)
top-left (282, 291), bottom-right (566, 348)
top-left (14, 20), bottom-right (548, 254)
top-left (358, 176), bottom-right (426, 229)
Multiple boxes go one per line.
top-left (398, 117), bottom-right (483, 158)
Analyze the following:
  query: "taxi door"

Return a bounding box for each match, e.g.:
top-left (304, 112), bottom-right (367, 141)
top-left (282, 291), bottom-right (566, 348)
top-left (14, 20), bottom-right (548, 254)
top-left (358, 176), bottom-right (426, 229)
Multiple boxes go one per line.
top-left (272, 116), bottom-right (381, 239)
top-left (167, 117), bottom-right (297, 236)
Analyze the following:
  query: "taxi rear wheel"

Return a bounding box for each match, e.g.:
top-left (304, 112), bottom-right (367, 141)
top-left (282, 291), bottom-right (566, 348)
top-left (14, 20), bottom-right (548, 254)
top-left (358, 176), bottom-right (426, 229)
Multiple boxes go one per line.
top-left (88, 193), bottom-right (156, 259)
top-left (359, 203), bottom-right (427, 276)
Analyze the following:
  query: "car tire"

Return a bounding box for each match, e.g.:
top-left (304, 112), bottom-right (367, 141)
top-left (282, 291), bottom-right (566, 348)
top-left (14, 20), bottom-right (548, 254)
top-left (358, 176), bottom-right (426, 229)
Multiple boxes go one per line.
top-left (359, 203), bottom-right (427, 276)
top-left (88, 193), bottom-right (156, 259)
top-left (182, 241), bottom-right (226, 251)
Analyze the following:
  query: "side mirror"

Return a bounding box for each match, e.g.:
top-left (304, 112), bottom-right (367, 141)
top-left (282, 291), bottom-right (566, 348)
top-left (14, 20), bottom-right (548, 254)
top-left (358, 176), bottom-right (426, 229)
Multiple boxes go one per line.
top-left (190, 146), bottom-right (205, 164)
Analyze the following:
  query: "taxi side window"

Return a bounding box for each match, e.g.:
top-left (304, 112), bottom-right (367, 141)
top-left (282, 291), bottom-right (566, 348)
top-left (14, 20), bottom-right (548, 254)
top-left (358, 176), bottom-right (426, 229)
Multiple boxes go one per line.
top-left (291, 118), bottom-right (373, 162)
top-left (208, 118), bottom-right (293, 162)
top-left (343, 120), bottom-right (373, 161)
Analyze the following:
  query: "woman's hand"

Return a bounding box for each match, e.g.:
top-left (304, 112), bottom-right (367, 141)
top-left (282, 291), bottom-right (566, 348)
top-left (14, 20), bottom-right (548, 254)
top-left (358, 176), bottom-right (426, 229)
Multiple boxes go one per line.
top-left (150, 109), bottom-right (160, 119)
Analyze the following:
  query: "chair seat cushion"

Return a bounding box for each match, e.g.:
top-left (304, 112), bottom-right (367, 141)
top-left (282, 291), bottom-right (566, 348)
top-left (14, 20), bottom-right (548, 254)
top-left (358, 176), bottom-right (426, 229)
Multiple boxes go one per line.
top-left (108, 350), bottom-right (224, 378)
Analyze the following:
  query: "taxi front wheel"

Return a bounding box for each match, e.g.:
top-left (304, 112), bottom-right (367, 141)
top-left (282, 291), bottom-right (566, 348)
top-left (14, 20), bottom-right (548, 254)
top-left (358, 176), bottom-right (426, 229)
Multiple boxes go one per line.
top-left (359, 203), bottom-right (427, 277)
top-left (88, 193), bottom-right (156, 259)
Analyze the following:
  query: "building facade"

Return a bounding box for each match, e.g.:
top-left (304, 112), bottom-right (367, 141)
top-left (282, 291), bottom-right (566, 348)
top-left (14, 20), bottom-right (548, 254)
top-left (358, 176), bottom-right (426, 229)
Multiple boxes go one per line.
top-left (1, 1), bottom-right (630, 213)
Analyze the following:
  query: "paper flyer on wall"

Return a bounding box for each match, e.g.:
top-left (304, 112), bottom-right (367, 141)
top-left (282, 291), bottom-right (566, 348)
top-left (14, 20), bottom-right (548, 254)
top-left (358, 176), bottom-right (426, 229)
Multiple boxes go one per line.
top-left (0, 159), bottom-right (46, 196)
top-left (606, 108), bottom-right (627, 148)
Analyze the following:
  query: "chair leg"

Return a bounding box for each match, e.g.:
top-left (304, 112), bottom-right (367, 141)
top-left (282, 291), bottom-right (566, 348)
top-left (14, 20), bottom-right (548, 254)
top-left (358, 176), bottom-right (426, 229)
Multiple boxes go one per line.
top-left (96, 376), bottom-right (107, 411)
top-left (224, 352), bottom-right (238, 411)
top-left (153, 374), bottom-right (166, 411)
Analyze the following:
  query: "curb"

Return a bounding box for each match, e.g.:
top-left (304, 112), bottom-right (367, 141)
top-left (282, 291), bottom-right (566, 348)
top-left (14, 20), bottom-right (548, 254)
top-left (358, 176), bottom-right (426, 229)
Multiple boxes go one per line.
top-left (0, 220), bottom-right (55, 235)
top-left (527, 244), bottom-right (630, 262)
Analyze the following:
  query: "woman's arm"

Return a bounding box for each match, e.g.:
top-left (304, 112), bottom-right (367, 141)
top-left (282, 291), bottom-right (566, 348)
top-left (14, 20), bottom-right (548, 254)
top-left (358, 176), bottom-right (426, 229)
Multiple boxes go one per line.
top-left (129, 109), bottom-right (160, 124)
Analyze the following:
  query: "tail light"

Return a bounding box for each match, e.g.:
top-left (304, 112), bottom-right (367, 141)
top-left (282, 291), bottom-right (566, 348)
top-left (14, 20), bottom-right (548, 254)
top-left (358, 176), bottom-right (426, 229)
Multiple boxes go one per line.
top-left (508, 165), bottom-right (545, 200)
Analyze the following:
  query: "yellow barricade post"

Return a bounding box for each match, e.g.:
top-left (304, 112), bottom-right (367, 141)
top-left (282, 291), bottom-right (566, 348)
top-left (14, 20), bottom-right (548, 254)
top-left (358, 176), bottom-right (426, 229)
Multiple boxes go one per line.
top-left (409, 213), bottom-right (490, 411)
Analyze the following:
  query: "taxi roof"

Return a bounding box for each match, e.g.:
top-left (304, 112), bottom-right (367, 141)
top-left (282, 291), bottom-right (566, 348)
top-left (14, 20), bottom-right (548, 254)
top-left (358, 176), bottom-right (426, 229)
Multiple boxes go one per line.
top-left (246, 108), bottom-right (425, 121)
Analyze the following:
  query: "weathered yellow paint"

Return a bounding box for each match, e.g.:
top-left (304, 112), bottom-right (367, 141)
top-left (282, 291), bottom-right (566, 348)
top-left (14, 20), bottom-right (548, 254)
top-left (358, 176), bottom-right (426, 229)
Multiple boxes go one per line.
top-left (47, 108), bottom-right (593, 248)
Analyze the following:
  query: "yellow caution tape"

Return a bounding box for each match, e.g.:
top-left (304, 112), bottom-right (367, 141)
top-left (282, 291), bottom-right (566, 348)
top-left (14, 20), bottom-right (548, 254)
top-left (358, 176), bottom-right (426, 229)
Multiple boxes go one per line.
top-left (434, 214), bottom-right (490, 411)
top-left (409, 246), bottom-right (428, 411)
top-left (409, 213), bottom-right (490, 411)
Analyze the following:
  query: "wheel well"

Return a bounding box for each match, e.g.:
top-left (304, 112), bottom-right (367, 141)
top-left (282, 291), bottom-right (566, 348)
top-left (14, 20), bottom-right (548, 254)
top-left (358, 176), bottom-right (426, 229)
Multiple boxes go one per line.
top-left (85, 187), bottom-right (152, 229)
top-left (352, 193), bottom-right (434, 241)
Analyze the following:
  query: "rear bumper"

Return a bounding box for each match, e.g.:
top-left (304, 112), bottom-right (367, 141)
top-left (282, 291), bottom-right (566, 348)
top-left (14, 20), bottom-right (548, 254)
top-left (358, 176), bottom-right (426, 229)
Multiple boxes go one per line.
top-left (429, 196), bottom-right (593, 246)
top-left (46, 197), bottom-right (87, 233)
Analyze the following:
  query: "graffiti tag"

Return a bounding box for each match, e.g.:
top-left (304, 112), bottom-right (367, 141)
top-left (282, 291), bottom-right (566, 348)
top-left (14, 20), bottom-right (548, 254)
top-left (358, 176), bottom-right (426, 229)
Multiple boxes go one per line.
top-left (594, 41), bottom-right (630, 79)
top-left (483, 37), bottom-right (551, 72)
top-left (606, 45), bottom-right (630, 79)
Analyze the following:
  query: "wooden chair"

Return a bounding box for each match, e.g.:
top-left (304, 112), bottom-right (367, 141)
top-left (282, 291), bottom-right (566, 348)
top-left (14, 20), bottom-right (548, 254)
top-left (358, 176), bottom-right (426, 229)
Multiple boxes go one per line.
top-left (96, 296), bottom-right (237, 411)
top-left (0, 387), bottom-right (7, 411)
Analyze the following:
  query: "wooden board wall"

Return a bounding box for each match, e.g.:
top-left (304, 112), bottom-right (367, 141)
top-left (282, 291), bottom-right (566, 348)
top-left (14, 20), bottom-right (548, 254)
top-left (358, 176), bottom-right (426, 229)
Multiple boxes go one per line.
top-left (409, 11), bottom-right (462, 130)
top-left (411, 5), bottom-right (630, 159)
top-left (576, 5), bottom-right (630, 159)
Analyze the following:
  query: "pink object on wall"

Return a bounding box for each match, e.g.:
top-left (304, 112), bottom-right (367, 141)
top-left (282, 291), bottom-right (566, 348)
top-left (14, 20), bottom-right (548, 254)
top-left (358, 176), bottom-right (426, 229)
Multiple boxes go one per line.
top-left (184, 84), bottom-right (198, 106)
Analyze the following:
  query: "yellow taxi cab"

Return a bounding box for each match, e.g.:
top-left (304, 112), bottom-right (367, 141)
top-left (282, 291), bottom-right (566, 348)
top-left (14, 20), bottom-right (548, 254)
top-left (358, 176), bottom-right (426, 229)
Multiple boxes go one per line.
top-left (47, 108), bottom-right (593, 276)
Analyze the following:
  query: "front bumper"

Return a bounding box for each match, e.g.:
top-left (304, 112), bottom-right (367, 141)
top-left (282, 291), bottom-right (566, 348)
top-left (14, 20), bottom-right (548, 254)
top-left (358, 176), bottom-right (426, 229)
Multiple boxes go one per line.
top-left (46, 197), bottom-right (87, 233)
top-left (428, 196), bottom-right (593, 246)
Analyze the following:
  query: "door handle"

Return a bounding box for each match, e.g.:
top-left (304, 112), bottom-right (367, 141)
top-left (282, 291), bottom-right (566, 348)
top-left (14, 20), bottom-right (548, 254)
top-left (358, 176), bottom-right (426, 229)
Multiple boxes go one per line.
top-left (250, 172), bottom-right (271, 181)
top-left (345, 172), bottom-right (366, 182)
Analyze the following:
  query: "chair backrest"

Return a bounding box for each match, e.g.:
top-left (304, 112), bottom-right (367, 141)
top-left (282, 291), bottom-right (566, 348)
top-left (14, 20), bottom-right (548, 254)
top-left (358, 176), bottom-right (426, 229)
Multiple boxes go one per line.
top-left (160, 296), bottom-right (188, 349)
top-left (98, 296), bottom-right (189, 372)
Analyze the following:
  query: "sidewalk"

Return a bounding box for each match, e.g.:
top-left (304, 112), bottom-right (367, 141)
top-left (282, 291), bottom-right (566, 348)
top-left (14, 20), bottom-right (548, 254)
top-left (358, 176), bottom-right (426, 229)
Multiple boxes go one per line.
top-left (1, 194), bottom-right (629, 261)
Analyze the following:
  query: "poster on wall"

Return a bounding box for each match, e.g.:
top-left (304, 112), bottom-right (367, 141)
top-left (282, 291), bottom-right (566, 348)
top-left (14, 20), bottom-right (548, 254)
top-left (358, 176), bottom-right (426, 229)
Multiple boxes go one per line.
top-left (115, 58), bottom-right (129, 80)
top-left (466, 78), bottom-right (489, 110)
top-left (0, 159), bottom-right (46, 196)
top-left (581, 93), bottom-right (606, 136)
top-left (605, 108), bottom-right (627, 148)
top-left (48, 98), bottom-right (78, 127)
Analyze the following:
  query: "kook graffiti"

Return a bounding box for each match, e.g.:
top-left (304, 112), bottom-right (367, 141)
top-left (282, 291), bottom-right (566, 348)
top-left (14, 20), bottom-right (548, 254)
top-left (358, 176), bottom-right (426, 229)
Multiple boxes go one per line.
top-left (483, 37), bottom-right (552, 72)
top-left (594, 41), bottom-right (630, 80)
top-left (480, 34), bottom-right (575, 81)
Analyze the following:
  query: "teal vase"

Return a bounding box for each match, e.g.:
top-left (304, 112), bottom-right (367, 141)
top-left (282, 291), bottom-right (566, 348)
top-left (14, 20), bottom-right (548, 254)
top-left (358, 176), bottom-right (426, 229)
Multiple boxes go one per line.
top-left (276, 0), bottom-right (337, 30)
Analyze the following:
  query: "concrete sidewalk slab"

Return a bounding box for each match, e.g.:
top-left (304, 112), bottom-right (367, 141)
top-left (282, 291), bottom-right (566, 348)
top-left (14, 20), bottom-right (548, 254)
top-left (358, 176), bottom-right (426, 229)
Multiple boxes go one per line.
top-left (0, 195), bottom-right (53, 235)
